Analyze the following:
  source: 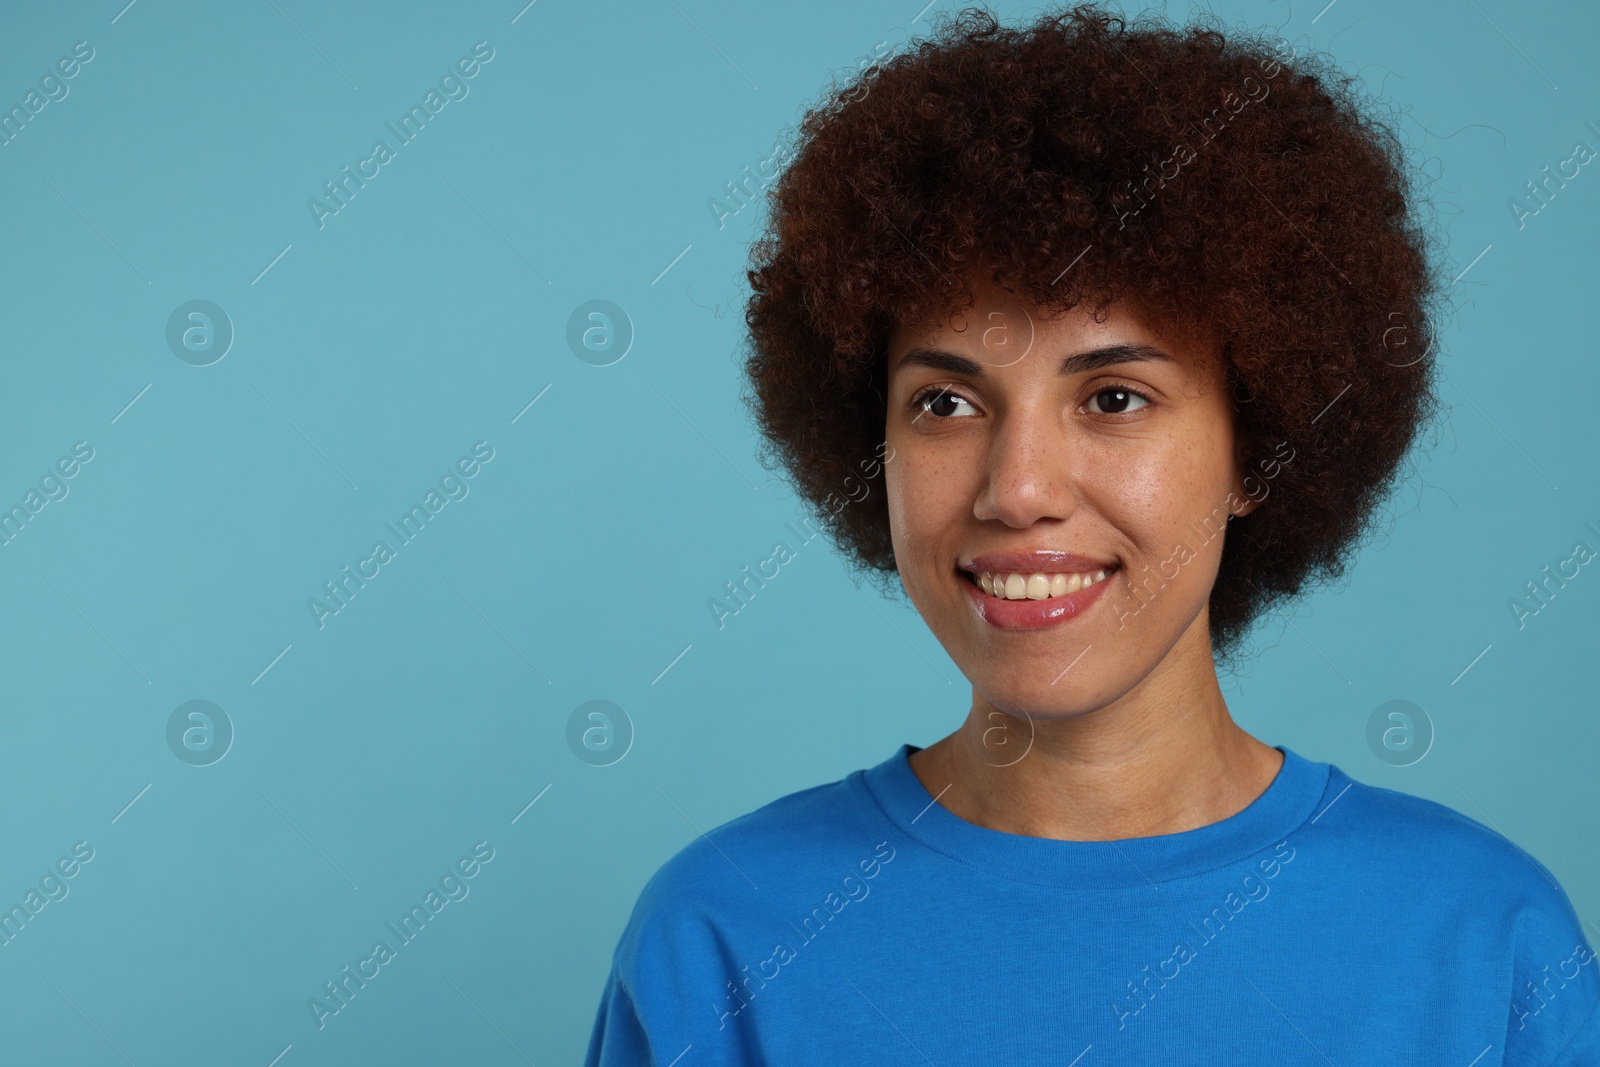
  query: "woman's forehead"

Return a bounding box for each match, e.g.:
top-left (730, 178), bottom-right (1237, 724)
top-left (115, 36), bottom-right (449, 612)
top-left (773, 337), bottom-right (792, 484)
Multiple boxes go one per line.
top-left (887, 293), bottom-right (1220, 375)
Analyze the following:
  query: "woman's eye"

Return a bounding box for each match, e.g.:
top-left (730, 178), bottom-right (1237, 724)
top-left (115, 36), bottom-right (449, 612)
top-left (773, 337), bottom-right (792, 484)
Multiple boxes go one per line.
top-left (911, 387), bottom-right (976, 421)
top-left (910, 384), bottom-right (1150, 421)
top-left (1085, 387), bottom-right (1150, 415)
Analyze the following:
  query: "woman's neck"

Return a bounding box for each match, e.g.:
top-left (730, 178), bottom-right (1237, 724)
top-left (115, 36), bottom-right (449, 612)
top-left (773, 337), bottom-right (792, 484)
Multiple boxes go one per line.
top-left (907, 635), bottom-right (1283, 842)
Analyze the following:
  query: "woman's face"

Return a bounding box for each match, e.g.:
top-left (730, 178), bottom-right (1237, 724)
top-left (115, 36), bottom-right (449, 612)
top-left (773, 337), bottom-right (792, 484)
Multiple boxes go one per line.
top-left (884, 278), bottom-right (1258, 721)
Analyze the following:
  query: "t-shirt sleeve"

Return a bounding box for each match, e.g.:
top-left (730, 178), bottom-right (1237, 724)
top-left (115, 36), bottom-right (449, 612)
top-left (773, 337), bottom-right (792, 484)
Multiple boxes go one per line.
top-left (583, 846), bottom-right (758, 1067)
top-left (584, 967), bottom-right (653, 1067)
top-left (1500, 853), bottom-right (1600, 1066)
top-left (1546, 998), bottom-right (1600, 1067)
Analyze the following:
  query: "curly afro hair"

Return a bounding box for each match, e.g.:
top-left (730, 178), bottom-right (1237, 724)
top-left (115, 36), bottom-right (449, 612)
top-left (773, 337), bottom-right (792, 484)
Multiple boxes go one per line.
top-left (740, 2), bottom-right (1445, 665)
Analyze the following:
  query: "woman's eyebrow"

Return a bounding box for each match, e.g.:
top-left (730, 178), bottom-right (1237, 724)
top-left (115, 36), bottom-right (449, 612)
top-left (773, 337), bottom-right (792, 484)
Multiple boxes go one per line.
top-left (894, 342), bottom-right (1175, 376)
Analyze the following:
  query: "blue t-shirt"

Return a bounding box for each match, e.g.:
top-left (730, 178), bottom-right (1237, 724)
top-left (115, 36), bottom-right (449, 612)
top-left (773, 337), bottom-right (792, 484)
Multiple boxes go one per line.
top-left (585, 745), bottom-right (1600, 1065)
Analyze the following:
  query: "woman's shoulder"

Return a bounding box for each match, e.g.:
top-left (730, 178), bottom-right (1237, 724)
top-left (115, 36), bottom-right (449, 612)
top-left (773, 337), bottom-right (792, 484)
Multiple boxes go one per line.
top-left (612, 752), bottom-right (900, 964)
top-left (649, 767), bottom-right (882, 890)
top-left (1305, 758), bottom-right (1586, 930)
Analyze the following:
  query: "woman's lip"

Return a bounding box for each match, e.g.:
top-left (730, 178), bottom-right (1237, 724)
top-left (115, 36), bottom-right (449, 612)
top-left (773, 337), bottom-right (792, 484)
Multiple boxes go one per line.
top-left (958, 566), bottom-right (1117, 631)
top-left (961, 550), bottom-right (1118, 574)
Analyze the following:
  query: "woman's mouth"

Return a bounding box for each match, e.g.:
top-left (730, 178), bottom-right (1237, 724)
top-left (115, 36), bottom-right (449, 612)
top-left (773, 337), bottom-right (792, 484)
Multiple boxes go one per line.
top-left (958, 565), bottom-right (1119, 630)
top-left (974, 568), bottom-right (1112, 599)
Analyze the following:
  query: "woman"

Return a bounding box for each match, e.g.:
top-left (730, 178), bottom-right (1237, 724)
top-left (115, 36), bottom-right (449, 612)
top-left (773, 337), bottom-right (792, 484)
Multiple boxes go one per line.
top-left (587, 5), bottom-right (1600, 1063)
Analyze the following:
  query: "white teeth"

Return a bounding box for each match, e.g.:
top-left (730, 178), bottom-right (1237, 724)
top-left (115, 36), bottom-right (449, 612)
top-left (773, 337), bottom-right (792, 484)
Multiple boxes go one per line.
top-left (977, 569), bottom-right (1109, 600)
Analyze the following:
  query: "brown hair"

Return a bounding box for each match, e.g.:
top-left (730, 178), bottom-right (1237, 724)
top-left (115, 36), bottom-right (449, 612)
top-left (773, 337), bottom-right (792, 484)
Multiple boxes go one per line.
top-left (740, 3), bottom-right (1444, 665)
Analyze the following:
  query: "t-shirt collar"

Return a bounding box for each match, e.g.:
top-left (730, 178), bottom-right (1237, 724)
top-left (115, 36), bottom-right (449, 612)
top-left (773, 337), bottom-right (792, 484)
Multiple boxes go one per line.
top-left (861, 743), bottom-right (1330, 888)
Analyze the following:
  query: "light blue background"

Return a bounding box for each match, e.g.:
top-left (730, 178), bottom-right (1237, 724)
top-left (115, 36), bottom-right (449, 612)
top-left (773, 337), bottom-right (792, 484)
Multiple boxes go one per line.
top-left (0, 0), bottom-right (1594, 1062)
